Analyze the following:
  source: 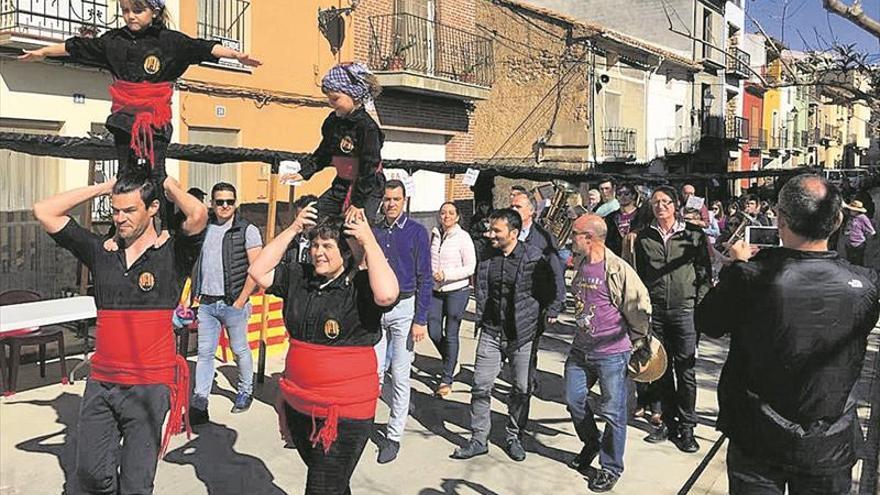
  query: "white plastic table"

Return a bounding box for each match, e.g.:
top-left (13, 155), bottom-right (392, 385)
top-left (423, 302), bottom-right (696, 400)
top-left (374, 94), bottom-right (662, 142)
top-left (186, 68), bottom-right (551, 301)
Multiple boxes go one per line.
top-left (0, 296), bottom-right (96, 334)
top-left (0, 296), bottom-right (96, 383)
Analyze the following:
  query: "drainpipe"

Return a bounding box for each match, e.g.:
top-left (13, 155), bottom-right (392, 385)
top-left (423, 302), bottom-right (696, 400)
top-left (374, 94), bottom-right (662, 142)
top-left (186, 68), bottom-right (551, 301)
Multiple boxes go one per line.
top-left (588, 40), bottom-right (598, 168)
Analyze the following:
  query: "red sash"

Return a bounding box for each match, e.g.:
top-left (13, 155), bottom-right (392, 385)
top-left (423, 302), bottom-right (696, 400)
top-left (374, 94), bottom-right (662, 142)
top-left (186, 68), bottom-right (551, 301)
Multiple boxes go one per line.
top-left (276, 339), bottom-right (378, 453)
top-left (332, 157), bottom-right (383, 211)
top-left (92, 309), bottom-right (190, 458)
top-left (109, 80), bottom-right (173, 167)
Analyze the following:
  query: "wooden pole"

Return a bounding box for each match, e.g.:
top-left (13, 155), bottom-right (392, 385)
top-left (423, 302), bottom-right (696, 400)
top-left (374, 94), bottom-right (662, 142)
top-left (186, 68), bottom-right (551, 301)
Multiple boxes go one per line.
top-left (257, 173), bottom-right (279, 384)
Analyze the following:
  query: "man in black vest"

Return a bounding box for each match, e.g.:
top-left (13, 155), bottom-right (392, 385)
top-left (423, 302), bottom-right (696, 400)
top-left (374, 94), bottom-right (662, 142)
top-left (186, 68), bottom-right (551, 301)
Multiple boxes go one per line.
top-left (190, 182), bottom-right (263, 424)
top-left (696, 174), bottom-right (879, 494)
top-left (451, 208), bottom-right (557, 462)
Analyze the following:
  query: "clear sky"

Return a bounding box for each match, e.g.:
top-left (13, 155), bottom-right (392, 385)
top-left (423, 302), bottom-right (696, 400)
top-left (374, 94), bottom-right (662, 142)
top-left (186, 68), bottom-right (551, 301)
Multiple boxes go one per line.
top-left (746, 0), bottom-right (880, 60)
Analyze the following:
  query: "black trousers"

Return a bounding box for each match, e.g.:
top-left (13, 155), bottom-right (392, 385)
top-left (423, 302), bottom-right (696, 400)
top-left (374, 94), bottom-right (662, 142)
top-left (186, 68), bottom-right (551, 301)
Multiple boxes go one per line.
top-left (727, 443), bottom-right (852, 495)
top-left (315, 177), bottom-right (384, 226)
top-left (112, 129), bottom-right (173, 232)
top-left (651, 306), bottom-right (698, 430)
top-left (76, 380), bottom-right (170, 495)
top-left (284, 404), bottom-right (372, 495)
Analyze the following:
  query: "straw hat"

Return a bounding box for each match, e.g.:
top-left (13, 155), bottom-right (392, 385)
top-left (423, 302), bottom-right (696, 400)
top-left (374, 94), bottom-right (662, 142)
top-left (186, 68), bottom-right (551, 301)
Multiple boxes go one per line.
top-left (845, 200), bottom-right (868, 213)
top-left (627, 336), bottom-right (668, 383)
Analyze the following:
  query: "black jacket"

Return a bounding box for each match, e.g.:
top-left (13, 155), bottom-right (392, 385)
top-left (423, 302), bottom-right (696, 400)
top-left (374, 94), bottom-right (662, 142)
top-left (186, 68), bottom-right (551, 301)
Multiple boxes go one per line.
top-left (634, 222), bottom-right (712, 309)
top-left (523, 223), bottom-right (566, 318)
top-left (303, 107), bottom-right (385, 209)
top-left (696, 248), bottom-right (880, 473)
top-left (192, 213), bottom-right (255, 304)
top-left (474, 242), bottom-right (556, 350)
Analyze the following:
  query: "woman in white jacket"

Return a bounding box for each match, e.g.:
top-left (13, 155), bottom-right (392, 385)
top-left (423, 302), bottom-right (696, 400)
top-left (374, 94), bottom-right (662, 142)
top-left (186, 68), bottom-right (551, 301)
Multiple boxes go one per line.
top-left (429, 202), bottom-right (477, 397)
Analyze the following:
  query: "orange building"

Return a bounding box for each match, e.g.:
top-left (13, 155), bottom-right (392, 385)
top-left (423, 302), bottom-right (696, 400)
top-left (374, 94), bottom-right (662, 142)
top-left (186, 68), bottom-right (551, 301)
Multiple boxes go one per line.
top-left (174, 0), bottom-right (354, 203)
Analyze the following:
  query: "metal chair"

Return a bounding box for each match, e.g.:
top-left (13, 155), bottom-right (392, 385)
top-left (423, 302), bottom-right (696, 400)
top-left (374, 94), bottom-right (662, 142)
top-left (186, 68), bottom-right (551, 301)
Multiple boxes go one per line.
top-left (0, 290), bottom-right (69, 395)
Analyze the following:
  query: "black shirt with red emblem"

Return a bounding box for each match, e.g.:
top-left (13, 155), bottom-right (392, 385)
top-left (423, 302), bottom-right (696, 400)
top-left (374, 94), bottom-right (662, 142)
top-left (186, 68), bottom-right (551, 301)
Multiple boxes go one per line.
top-left (50, 218), bottom-right (203, 310)
top-left (267, 260), bottom-right (389, 347)
top-left (302, 107), bottom-right (385, 208)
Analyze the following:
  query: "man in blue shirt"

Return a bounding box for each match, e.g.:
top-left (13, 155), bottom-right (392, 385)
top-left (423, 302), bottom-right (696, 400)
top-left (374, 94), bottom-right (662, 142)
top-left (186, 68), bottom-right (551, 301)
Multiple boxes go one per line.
top-left (373, 179), bottom-right (433, 464)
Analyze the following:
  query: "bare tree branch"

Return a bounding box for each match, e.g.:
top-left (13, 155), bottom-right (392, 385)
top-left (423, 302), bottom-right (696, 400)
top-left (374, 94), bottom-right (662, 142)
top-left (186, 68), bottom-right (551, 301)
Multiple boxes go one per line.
top-left (822, 0), bottom-right (880, 38)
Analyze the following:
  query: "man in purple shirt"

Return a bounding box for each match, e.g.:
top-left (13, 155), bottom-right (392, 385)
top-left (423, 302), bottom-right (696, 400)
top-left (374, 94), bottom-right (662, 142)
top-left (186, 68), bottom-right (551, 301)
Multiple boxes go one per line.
top-left (566, 214), bottom-right (652, 492)
top-left (372, 179), bottom-right (433, 464)
top-left (844, 200), bottom-right (875, 266)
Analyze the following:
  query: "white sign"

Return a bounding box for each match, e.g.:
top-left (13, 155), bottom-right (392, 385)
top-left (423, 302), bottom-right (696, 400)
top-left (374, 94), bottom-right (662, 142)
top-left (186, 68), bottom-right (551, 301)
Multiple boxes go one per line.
top-left (278, 160), bottom-right (302, 185)
top-left (685, 195), bottom-right (705, 211)
top-left (383, 169), bottom-right (416, 197)
top-left (462, 168), bottom-right (480, 187)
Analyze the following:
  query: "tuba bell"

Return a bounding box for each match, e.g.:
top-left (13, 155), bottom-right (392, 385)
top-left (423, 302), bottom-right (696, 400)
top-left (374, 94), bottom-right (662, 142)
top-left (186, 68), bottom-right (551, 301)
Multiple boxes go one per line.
top-left (536, 180), bottom-right (584, 250)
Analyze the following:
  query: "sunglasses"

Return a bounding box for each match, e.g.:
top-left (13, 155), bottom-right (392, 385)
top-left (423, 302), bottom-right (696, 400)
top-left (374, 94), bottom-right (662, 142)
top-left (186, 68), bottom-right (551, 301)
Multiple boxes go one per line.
top-left (213, 199), bottom-right (235, 207)
top-left (617, 190), bottom-right (634, 196)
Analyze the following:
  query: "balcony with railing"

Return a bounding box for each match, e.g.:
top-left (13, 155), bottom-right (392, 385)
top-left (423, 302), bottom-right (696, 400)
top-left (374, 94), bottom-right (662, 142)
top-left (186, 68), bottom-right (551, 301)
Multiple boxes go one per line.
top-left (749, 128), bottom-right (767, 150)
top-left (769, 131), bottom-right (789, 150)
top-left (664, 126), bottom-right (701, 155)
top-left (726, 116), bottom-right (749, 142)
top-left (821, 124), bottom-right (841, 144)
top-left (726, 47), bottom-right (750, 79)
top-left (0, 0), bottom-right (121, 48)
top-left (368, 13), bottom-right (493, 100)
top-left (602, 127), bottom-right (637, 161)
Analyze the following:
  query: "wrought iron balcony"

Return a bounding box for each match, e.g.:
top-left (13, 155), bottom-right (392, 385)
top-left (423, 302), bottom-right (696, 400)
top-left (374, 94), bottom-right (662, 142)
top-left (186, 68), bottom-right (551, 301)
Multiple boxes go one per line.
top-left (726, 47), bottom-right (750, 79)
top-left (368, 13), bottom-right (493, 99)
top-left (769, 131), bottom-right (788, 150)
top-left (749, 128), bottom-right (767, 150)
top-left (821, 124), bottom-right (841, 144)
top-left (664, 126), bottom-right (701, 155)
top-left (726, 116), bottom-right (749, 142)
top-left (602, 127), bottom-right (637, 160)
top-left (0, 0), bottom-right (121, 46)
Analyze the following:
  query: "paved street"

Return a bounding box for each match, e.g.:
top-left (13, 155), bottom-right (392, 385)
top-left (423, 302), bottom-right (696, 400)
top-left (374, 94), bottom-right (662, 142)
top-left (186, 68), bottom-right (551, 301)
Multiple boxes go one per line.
top-left (1, 299), bottom-right (878, 495)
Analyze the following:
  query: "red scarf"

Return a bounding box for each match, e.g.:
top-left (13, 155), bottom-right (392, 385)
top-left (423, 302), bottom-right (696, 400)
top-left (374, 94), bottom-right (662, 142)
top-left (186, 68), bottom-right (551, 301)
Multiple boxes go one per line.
top-left (109, 80), bottom-right (173, 167)
top-left (276, 339), bottom-right (378, 453)
top-left (91, 309), bottom-right (190, 458)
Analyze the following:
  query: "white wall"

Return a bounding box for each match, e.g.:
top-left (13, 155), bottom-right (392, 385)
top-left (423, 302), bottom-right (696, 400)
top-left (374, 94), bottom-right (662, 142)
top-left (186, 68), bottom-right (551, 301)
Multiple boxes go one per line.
top-left (0, 59), bottom-right (115, 190)
top-left (646, 69), bottom-right (692, 161)
top-left (381, 130), bottom-right (447, 213)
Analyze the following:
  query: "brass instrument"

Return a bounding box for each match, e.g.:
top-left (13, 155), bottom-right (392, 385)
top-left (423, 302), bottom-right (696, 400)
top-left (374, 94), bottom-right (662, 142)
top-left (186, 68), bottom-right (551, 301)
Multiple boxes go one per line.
top-left (721, 211), bottom-right (760, 257)
top-left (536, 180), bottom-right (583, 250)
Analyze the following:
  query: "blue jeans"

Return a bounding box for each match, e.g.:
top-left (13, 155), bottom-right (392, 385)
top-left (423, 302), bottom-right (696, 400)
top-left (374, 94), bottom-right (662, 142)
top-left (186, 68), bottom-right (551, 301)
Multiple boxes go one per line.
top-left (374, 296), bottom-right (415, 443)
top-left (427, 288), bottom-right (469, 385)
top-left (564, 349), bottom-right (630, 477)
top-left (192, 301), bottom-right (254, 410)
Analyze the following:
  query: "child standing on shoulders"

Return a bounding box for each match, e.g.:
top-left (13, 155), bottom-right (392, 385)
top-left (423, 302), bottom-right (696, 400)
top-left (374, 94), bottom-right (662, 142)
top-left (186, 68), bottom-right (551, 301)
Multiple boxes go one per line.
top-left (19, 0), bottom-right (260, 244)
top-left (283, 63), bottom-right (385, 224)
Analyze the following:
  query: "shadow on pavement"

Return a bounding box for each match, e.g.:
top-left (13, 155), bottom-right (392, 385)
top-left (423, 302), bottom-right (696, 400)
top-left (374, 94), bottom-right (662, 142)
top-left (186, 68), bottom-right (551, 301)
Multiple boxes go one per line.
top-left (417, 478), bottom-right (502, 495)
top-left (164, 422), bottom-right (287, 495)
top-left (14, 392), bottom-right (81, 494)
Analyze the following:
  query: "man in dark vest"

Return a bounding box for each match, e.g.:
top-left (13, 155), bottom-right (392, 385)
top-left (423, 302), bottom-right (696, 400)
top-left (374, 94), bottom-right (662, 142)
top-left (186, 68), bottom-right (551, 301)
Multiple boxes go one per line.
top-left (190, 182), bottom-right (263, 424)
top-left (451, 208), bottom-right (557, 462)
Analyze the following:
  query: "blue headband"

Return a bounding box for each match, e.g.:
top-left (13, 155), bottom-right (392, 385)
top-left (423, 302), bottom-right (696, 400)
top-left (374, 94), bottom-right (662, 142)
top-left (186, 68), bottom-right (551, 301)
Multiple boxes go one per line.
top-left (145, 0), bottom-right (165, 9)
top-left (321, 63), bottom-right (373, 102)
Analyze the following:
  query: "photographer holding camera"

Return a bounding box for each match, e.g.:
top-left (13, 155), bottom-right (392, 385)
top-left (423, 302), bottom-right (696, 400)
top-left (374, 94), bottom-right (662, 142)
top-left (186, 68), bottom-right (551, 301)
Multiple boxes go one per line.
top-left (696, 174), bottom-right (880, 494)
